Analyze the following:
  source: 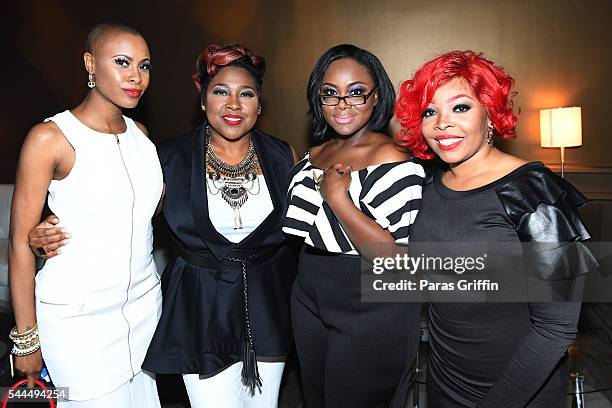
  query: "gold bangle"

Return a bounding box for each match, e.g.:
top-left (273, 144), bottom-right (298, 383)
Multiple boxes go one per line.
top-left (9, 323), bottom-right (38, 341)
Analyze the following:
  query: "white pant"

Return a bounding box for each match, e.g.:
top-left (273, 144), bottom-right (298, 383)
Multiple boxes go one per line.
top-left (183, 361), bottom-right (285, 408)
top-left (57, 370), bottom-right (160, 408)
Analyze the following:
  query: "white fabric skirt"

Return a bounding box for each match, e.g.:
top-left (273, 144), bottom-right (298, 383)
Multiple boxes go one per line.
top-left (57, 370), bottom-right (160, 407)
top-left (37, 283), bottom-right (162, 401)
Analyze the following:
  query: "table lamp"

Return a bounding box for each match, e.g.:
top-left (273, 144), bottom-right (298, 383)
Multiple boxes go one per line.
top-left (540, 107), bottom-right (582, 178)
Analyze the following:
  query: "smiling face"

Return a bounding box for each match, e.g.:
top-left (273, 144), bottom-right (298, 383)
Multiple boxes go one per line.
top-left (203, 65), bottom-right (259, 141)
top-left (85, 31), bottom-right (151, 109)
top-left (421, 78), bottom-right (491, 165)
top-left (319, 58), bottom-right (378, 137)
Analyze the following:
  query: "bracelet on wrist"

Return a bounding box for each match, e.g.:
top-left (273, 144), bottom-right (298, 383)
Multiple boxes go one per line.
top-left (11, 343), bottom-right (41, 357)
top-left (9, 323), bottom-right (41, 357)
top-left (9, 323), bottom-right (38, 340)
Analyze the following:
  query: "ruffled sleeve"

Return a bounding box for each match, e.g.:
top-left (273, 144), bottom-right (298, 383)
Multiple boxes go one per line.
top-left (282, 157), bottom-right (323, 239)
top-left (359, 160), bottom-right (424, 244)
top-left (495, 166), bottom-right (598, 280)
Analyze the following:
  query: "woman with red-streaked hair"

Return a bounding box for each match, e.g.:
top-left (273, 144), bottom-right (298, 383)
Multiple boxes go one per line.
top-left (396, 51), bottom-right (596, 407)
top-left (136, 44), bottom-right (299, 407)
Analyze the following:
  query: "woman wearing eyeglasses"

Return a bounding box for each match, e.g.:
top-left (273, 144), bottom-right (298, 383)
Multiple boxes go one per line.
top-left (282, 44), bottom-right (425, 408)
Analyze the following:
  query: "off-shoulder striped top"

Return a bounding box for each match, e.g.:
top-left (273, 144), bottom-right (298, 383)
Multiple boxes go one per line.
top-left (282, 153), bottom-right (425, 255)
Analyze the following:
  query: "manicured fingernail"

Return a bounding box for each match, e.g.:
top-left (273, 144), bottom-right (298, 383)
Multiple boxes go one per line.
top-left (56, 249), bottom-right (62, 254)
top-left (61, 239), bottom-right (70, 245)
top-left (64, 233), bottom-right (72, 238)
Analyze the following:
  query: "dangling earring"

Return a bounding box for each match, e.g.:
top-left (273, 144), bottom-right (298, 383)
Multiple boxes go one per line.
top-left (257, 106), bottom-right (262, 115)
top-left (87, 73), bottom-right (96, 89)
top-left (486, 125), bottom-right (494, 147)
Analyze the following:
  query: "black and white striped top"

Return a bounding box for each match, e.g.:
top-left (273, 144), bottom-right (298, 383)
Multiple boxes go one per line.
top-left (283, 153), bottom-right (425, 255)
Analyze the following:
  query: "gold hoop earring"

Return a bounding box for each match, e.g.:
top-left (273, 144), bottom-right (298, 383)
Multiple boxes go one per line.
top-left (87, 73), bottom-right (96, 89)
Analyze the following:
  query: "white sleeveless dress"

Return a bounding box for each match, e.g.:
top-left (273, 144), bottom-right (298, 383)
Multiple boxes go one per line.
top-left (35, 110), bottom-right (163, 401)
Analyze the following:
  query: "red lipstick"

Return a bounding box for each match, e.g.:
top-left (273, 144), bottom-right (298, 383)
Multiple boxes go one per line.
top-left (223, 115), bottom-right (243, 125)
top-left (435, 135), bottom-right (464, 151)
top-left (123, 88), bottom-right (142, 98)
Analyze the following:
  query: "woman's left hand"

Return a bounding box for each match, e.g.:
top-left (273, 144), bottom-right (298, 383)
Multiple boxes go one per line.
top-left (317, 163), bottom-right (352, 205)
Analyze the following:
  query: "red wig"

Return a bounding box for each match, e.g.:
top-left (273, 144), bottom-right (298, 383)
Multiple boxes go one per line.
top-left (192, 44), bottom-right (265, 94)
top-left (395, 50), bottom-right (518, 160)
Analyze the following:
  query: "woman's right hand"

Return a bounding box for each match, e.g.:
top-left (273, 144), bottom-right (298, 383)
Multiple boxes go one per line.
top-left (14, 350), bottom-right (43, 389)
top-left (28, 215), bottom-right (69, 259)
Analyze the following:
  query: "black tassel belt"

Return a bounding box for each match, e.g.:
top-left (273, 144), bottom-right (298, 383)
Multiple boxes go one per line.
top-left (177, 246), bottom-right (278, 394)
top-left (177, 246), bottom-right (277, 269)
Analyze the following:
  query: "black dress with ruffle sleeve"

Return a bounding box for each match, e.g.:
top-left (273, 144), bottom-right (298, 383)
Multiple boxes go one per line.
top-left (411, 162), bottom-right (598, 408)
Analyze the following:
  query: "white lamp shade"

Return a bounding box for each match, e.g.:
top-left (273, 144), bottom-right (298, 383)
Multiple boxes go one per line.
top-left (540, 107), bottom-right (582, 148)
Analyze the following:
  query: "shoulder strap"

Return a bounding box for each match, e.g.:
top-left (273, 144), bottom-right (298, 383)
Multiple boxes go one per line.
top-left (43, 110), bottom-right (84, 151)
top-left (124, 116), bottom-right (145, 138)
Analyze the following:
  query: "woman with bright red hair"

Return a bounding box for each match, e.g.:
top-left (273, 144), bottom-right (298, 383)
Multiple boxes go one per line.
top-left (396, 51), bottom-right (596, 407)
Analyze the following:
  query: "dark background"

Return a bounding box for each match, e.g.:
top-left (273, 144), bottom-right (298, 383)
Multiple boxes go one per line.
top-left (2, 0), bottom-right (612, 187)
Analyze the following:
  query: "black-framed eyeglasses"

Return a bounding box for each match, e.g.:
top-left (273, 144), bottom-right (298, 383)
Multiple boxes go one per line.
top-left (319, 87), bottom-right (378, 106)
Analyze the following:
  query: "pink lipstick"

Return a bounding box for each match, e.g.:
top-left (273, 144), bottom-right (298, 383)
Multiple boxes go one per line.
top-left (332, 115), bottom-right (356, 124)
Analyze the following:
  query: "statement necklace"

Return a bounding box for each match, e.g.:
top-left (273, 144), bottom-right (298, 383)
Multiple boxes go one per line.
top-left (205, 126), bottom-right (260, 229)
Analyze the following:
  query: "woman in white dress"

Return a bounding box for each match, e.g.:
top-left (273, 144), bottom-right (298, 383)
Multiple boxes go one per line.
top-left (9, 23), bottom-right (163, 407)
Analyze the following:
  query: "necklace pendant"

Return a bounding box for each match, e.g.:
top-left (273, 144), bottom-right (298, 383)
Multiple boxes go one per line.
top-left (233, 207), bottom-right (243, 229)
top-left (221, 180), bottom-right (248, 203)
top-left (220, 178), bottom-right (249, 230)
